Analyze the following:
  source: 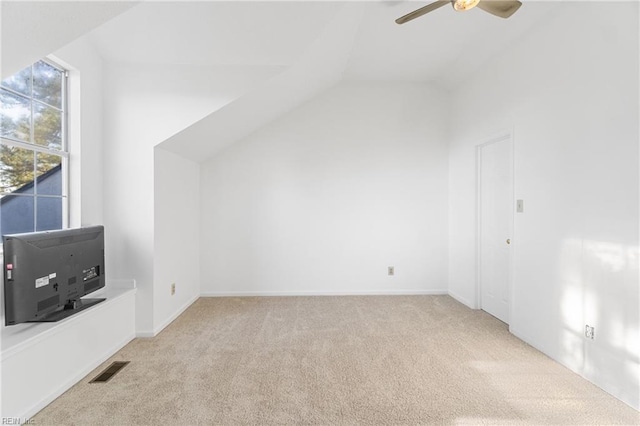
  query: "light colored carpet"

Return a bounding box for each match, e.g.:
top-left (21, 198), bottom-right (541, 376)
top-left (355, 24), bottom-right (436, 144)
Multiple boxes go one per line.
top-left (33, 296), bottom-right (640, 425)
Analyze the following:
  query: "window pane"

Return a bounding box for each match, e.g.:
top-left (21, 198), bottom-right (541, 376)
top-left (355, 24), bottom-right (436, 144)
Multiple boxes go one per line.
top-left (0, 65), bottom-right (32, 97)
top-left (0, 89), bottom-right (31, 142)
top-left (36, 196), bottom-right (62, 231)
top-left (34, 102), bottom-right (62, 149)
top-left (0, 144), bottom-right (35, 194)
top-left (0, 59), bottom-right (67, 237)
top-left (0, 194), bottom-right (35, 236)
top-left (33, 61), bottom-right (62, 108)
top-left (36, 152), bottom-right (62, 196)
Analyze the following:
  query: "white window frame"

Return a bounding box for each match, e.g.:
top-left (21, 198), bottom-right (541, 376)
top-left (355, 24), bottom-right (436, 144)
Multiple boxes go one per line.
top-left (0, 58), bottom-right (69, 233)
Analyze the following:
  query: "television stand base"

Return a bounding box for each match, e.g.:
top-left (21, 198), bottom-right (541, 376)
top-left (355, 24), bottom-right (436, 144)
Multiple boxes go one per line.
top-left (29, 298), bottom-right (106, 323)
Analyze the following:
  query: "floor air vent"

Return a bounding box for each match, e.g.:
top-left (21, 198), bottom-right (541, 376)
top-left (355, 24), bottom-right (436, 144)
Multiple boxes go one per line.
top-left (90, 361), bottom-right (130, 383)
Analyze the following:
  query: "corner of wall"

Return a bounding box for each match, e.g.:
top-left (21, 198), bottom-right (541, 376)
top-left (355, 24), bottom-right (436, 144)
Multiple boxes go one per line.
top-left (152, 148), bottom-right (201, 334)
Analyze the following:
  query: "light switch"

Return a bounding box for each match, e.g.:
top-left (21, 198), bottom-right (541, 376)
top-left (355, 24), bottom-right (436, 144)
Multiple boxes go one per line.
top-left (517, 199), bottom-right (524, 213)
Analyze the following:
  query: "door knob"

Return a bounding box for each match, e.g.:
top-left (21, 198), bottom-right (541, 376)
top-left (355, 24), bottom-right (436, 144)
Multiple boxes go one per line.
top-left (506, 239), bottom-right (511, 244)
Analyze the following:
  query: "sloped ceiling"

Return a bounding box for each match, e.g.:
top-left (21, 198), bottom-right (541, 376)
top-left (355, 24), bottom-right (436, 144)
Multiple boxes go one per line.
top-left (344, 1), bottom-right (561, 86)
top-left (88, 1), bottom-right (345, 67)
top-left (1, 1), bottom-right (137, 78)
top-left (153, 1), bottom-right (560, 161)
top-left (158, 3), bottom-right (366, 161)
top-left (4, 1), bottom-right (562, 161)
top-left (86, 1), bottom-right (560, 86)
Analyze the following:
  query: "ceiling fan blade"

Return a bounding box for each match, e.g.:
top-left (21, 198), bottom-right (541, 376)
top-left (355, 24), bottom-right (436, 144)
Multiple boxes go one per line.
top-left (396, 0), bottom-right (450, 24)
top-left (476, 0), bottom-right (522, 18)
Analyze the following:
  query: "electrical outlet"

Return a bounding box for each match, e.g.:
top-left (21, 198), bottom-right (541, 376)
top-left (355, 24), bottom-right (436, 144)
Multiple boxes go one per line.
top-left (585, 325), bottom-right (595, 340)
top-left (171, 283), bottom-right (176, 295)
top-left (388, 266), bottom-right (394, 276)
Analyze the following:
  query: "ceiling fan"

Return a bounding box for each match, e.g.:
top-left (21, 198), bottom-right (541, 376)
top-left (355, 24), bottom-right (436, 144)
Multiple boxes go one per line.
top-left (396, 0), bottom-right (522, 24)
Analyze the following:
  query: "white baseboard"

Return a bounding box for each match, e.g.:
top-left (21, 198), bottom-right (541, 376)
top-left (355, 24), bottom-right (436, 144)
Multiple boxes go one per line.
top-left (21, 332), bottom-right (134, 422)
top-left (509, 326), bottom-right (551, 363)
top-left (137, 295), bottom-right (199, 338)
top-left (509, 326), bottom-right (639, 411)
top-left (447, 290), bottom-right (475, 309)
top-left (201, 289), bottom-right (448, 297)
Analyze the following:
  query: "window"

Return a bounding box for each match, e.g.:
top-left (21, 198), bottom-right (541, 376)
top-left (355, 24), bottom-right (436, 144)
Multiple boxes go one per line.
top-left (0, 59), bottom-right (67, 236)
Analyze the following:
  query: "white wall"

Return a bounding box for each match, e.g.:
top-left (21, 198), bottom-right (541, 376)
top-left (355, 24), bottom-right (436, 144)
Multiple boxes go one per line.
top-left (200, 82), bottom-right (449, 296)
top-left (102, 63), bottom-right (276, 334)
top-left (448, 2), bottom-right (639, 409)
top-left (53, 38), bottom-right (105, 229)
top-left (153, 148), bottom-right (200, 334)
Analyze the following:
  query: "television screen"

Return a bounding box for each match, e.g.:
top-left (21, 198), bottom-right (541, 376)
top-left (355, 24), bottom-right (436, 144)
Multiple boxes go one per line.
top-left (3, 225), bottom-right (106, 326)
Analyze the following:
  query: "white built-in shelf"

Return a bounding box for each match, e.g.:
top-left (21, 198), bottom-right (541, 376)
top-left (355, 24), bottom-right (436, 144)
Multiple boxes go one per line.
top-left (1, 282), bottom-right (136, 360)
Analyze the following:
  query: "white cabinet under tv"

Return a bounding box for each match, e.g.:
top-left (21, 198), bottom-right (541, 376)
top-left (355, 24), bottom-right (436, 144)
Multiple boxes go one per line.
top-left (0, 282), bottom-right (136, 422)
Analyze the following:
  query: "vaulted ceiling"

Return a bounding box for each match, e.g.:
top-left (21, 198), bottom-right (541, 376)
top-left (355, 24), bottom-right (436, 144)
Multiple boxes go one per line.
top-left (2, 1), bottom-right (564, 161)
top-left (1, 1), bottom-right (137, 78)
top-left (87, 2), bottom-right (344, 68)
top-left (85, 1), bottom-right (561, 88)
top-left (344, 1), bottom-right (561, 86)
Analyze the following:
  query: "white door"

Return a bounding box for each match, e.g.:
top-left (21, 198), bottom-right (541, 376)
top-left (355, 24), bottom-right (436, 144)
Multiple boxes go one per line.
top-left (478, 136), bottom-right (512, 324)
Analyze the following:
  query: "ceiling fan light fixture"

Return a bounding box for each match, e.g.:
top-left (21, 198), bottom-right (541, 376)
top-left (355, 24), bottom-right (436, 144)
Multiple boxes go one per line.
top-left (453, 0), bottom-right (480, 12)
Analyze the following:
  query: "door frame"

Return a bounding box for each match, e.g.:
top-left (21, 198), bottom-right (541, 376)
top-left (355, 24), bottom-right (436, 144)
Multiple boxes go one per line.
top-left (475, 130), bottom-right (515, 324)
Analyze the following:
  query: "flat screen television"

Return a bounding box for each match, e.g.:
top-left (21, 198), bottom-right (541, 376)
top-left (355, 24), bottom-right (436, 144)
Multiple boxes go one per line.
top-left (3, 225), bottom-right (106, 326)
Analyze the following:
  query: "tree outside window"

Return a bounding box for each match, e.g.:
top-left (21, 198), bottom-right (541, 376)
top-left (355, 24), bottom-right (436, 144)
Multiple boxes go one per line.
top-left (0, 59), bottom-right (67, 236)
